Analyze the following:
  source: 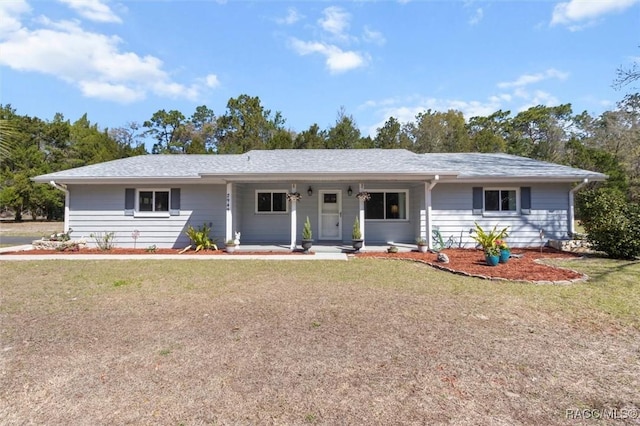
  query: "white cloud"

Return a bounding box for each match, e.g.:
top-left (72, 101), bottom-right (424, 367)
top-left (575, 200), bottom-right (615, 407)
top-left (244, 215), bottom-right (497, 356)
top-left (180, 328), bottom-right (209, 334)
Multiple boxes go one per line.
top-left (469, 8), bottom-right (483, 25)
top-left (79, 80), bottom-right (143, 102)
top-left (277, 7), bottom-right (301, 25)
top-left (204, 74), bottom-right (220, 88)
top-left (288, 7), bottom-right (380, 74)
top-left (551, 0), bottom-right (639, 28)
top-left (516, 90), bottom-right (561, 112)
top-left (0, 3), bottom-right (218, 104)
top-left (58, 0), bottom-right (122, 24)
top-left (319, 6), bottom-right (350, 38)
top-left (497, 68), bottom-right (569, 89)
top-left (0, 0), bottom-right (30, 38)
top-left (363, 26), bottom-right (386, 45)
top-left (290, 38), bottom-right (367, 74)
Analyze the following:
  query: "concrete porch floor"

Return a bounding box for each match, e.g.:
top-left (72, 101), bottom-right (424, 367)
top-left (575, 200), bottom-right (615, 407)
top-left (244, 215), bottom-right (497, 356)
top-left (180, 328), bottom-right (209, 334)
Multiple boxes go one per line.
top-left (235, 242), bottom-right (418, 254)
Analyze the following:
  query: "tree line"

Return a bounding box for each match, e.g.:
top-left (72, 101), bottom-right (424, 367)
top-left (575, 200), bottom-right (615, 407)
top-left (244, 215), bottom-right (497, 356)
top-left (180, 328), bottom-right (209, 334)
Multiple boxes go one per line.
top-left (1, 91), bottom-right (638, 221)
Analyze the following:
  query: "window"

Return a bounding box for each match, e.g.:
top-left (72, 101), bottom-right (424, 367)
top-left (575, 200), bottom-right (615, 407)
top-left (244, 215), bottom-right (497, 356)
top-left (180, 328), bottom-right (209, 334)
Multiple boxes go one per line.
top-left (365, 191), bottom-right (408, 220)
top-left (139, 190), bottom-right (169, 212)
top-left (473, 187), bottom-right (529, 216)
top-left (484, 188), bottom-right (517, 213)
top-left (256, 191), bottom-right (288, 213)
top-left (125, 188), bottom-right (180, 217)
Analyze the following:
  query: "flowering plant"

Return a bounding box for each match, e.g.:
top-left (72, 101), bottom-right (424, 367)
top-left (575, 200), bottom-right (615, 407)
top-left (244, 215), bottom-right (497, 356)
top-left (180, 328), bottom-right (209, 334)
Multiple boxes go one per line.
top-left (286, 192), bottom-right (302, 202)
top-left (484, 243), bottom-right (500, 256)
top-left (356, 191), bottom-right (371, 201)
top-left (496, 239), bottom-right (509, 250)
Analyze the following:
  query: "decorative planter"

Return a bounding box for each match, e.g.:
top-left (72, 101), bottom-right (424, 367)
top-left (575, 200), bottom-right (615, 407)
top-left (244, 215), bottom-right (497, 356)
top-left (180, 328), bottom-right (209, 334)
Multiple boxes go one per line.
top-left (499, 248), bottom-right (511, 263)
top-left (226, 245), bottom-right (236, 253)
top-left (417, 244), bottom-right (428, 253)
top-left (352, 239), bottom-right (363, 252)
top-left (301, 239), bottom-right (313, 253)
top-left (485, 253), bottom-right (500, 266)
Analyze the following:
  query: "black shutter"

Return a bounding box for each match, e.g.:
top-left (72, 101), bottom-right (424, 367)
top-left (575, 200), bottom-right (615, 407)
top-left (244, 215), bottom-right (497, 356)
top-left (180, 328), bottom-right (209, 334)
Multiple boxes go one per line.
top-left (170, 188), bottom-right (181, 216)
top-left (125, 188), bottom-right (135, 216)
top-left (472, 187), bottom-right (483, 215)
top-left (521, 187), bottom-right (531, 215)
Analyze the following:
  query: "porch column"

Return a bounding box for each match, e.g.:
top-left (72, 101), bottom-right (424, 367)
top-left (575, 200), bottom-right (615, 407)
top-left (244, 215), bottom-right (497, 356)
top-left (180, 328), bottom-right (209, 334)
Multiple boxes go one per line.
top-left (569, 178), bottom-right (588, 236)
top-left (290, 184), bottom-right (297, 250)
top-left (225, 182), bottom-right (233, 243)
top-left (424, 176), bottom-right (439, 250)
top-left (359, 183), bottom-right (366, 250)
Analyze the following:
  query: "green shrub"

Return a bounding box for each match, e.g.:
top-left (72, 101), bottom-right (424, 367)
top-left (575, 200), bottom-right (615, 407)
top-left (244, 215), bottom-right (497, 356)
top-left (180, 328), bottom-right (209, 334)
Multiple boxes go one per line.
top-left (578, 189), bottom-right (640, 259)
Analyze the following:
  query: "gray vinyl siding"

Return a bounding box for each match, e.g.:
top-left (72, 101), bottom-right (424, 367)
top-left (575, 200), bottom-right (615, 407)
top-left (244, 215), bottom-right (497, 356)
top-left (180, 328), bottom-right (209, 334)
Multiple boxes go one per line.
top-left (67, 180), bottom-right (573, 249)
top-left (236, 183), bottom-right (292, 244)
top-left (358, 183), bottom-right (418, 244)
top-left (430, 183), bottom-right (571, 248)
top-left (67, 184), bottom-right (226, 248)
top-left (234, 182), bottom-right (417, 244)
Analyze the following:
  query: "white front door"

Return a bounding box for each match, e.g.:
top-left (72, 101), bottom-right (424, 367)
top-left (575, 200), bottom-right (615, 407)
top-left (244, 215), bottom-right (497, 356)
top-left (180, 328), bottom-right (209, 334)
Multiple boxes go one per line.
top-left (319, 190), bottom-right (342, 240)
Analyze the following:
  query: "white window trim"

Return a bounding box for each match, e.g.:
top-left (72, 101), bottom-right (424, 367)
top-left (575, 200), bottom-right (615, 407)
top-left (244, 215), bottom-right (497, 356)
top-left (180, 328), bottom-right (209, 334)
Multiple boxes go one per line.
top-left (364, 189), bottom-right (410, 222)
top-left (134, 188), bottom-right (171, 218)
top-left (255, 190), bottom-right (289, 214)
top-left (482, 187), bottom-right (520, 217)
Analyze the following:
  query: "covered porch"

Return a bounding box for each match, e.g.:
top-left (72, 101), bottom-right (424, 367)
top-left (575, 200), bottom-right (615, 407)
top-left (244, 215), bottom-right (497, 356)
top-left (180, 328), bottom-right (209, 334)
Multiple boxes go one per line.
top-left (220, 177), bottom-right (445, 251)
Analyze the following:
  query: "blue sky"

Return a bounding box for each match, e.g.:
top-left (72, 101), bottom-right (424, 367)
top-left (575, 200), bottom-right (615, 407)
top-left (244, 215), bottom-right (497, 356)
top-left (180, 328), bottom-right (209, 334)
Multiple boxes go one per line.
top-left (1, 0), bottom-right (638, 141)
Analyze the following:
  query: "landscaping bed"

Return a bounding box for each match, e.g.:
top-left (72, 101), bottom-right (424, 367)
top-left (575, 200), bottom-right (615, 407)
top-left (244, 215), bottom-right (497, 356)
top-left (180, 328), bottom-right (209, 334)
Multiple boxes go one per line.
top-left (356, 248), bottom-right (585, 283)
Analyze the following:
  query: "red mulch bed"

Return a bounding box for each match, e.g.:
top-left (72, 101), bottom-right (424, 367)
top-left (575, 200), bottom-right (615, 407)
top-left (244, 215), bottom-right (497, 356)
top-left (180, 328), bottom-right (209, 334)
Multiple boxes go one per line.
top-left (356, 248), bottom-right (586, 283)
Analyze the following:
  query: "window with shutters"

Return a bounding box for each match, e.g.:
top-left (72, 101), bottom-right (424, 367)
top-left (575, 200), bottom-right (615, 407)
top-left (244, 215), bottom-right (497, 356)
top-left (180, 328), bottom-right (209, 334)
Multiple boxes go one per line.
top-left (126, 188), bottom-right (180, 217)
top-left (138, 190), bottom-right (169, 212)
top-left (483, 187), bottom-right (519, 216)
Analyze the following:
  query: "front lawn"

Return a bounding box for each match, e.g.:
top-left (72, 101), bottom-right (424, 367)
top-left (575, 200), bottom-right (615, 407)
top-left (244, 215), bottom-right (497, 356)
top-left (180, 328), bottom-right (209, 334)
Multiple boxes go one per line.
top-left (1, 258), bottom-right (638, 425)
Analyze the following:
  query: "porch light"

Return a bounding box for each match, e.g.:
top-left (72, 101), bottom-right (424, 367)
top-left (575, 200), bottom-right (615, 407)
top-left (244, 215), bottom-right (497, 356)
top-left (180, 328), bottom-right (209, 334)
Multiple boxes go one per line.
top-left (347, 186), bottom-right (353, 196)
top-left (307, 186), bottom-right (313, 196)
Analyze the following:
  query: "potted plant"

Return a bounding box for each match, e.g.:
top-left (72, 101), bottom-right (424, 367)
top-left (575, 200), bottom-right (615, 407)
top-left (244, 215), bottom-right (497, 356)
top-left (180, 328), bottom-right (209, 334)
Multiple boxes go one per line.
top-left (225, 239), bottom-right (236, 253)
top-left (496, 239), bottom-right (510, 263)
top-left (416, 237), bottom-right (428, 253)
top-left (352, 216), bottom-right (363, 252)
top-left (301, 216), bottom-right (313, 253)
top-left (470, 222), bottom-right (509, 266)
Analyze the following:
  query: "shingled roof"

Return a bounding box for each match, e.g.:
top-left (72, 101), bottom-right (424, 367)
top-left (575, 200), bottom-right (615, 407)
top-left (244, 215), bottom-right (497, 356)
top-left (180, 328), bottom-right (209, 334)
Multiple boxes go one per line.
top-left (32, 149), bottom-right (607, 183)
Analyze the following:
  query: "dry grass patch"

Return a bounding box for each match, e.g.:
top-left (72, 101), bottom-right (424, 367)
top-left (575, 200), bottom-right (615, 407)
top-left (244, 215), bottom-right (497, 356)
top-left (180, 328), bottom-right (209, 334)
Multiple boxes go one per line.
top-left (1, 258), bottom-right (639, 425)
top-left (0, 220), bottom-right (63, 237)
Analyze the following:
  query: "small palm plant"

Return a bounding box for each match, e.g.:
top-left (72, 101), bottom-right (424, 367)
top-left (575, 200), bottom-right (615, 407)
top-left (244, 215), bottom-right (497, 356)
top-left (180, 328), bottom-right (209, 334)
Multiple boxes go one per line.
top-left (186, 223), bottom-right (217, 252)
top-left (470, 222), bottom-right (509, 256)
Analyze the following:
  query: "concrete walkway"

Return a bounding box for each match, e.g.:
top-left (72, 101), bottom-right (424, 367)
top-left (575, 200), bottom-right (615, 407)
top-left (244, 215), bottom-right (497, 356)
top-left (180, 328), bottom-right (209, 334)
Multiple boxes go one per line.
top-left (0, 247), bottom-right (349, 261)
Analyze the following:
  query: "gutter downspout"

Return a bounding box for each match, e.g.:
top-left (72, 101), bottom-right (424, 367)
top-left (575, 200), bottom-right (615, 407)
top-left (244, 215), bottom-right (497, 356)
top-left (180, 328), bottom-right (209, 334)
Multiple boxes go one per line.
top-left (49, 181), bottom-right (70, 233)
top-left (568, 178), bottom-right (588, 236)
top-left (425, 175), bottom-right (439, 250)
